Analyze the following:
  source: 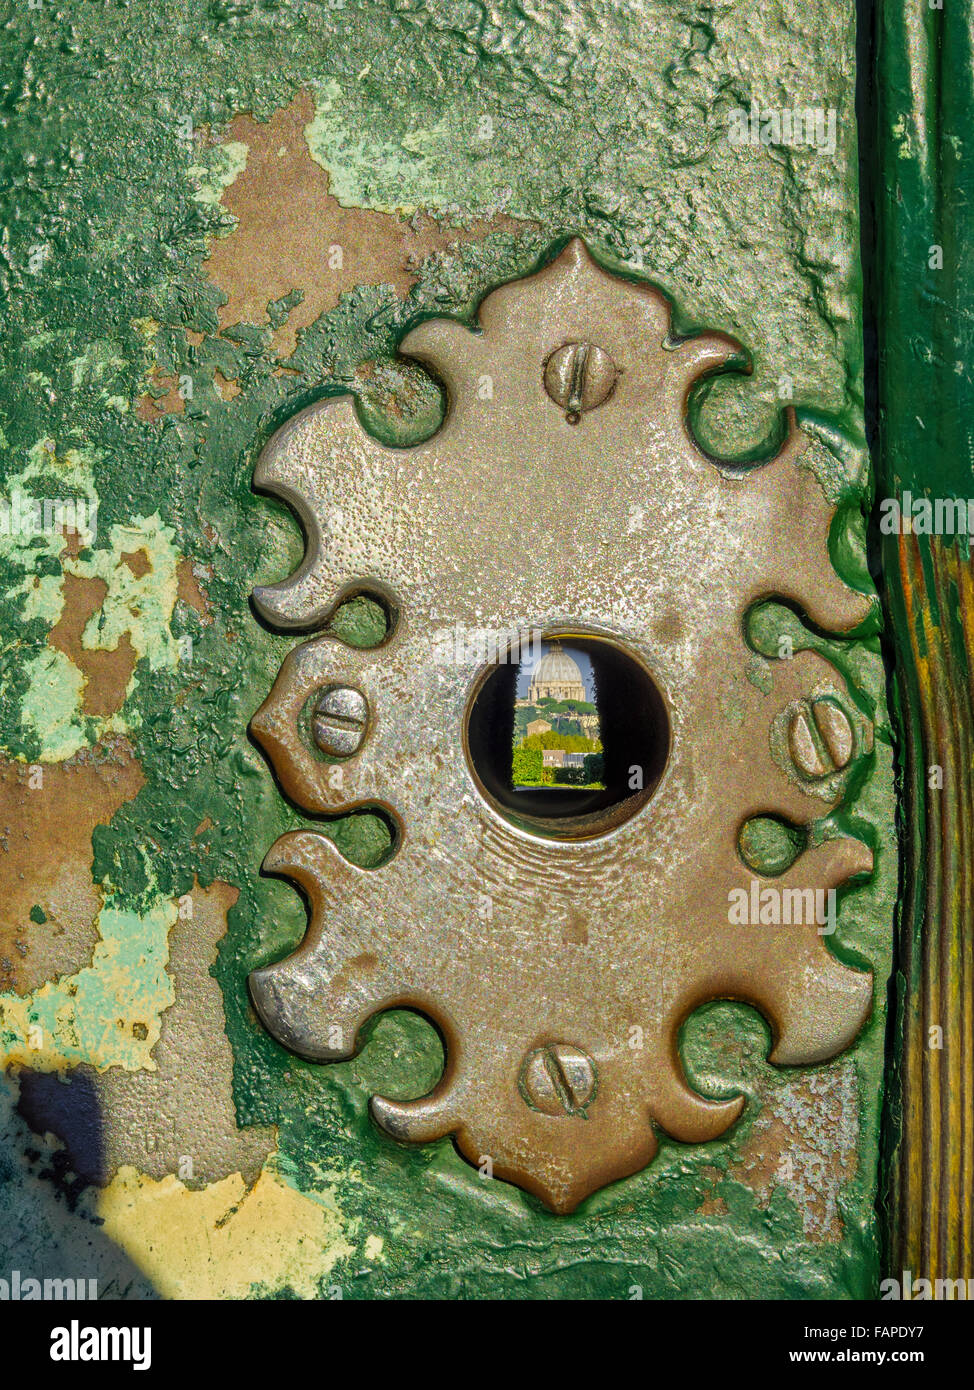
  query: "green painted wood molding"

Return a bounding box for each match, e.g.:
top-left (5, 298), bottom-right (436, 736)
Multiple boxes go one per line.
top-left (873, 0), bottom-right (974, 1280)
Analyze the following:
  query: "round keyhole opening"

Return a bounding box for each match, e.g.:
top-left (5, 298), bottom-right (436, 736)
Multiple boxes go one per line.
top-left (464, 633), bottom-right (670, 840)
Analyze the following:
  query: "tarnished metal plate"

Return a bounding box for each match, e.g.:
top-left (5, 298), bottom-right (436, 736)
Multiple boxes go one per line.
top-left (248, 239), bottom-right (874, 1212)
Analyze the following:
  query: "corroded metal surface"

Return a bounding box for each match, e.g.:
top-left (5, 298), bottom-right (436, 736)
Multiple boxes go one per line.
top-left (248, 240), bottom-right (874, 1213)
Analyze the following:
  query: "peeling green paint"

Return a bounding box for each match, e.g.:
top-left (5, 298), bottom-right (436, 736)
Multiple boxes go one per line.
top-left (0, 895), bottom-right (175, 1073)
top-left (7, 508), bottom-right (185, 761)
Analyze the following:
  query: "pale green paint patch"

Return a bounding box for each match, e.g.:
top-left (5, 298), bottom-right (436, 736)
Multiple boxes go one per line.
top-left (190, 139), bottom-right (249, 210)
top-left (20, 572), bottom-right (65, 626)
top-left (20, 646), bottom-right (87, 761)
top-left (0, 439), bottom-right (99, 559)
top-left (68, 339), bottom-right (129, 396)
top-left (6, 491), bottom-right (187, 760)
top-left (0, 893), bottom-right (176, 1073)
top-left (304, 81), bottom-right (490, 216)
top-left (68, 514), bottom-right (183, 674)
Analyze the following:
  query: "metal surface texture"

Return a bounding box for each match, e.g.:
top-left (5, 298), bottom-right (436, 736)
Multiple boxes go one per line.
top-left (247, 240), bottom-right (876, 1213)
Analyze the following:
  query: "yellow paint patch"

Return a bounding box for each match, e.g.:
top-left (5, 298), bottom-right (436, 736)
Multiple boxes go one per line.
top-left (96, 1165), bottom-right (353, 1299)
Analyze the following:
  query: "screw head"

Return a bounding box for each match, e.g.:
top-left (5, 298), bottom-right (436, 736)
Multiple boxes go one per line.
top-left (788, 697), bottom-right (854, 779)
top-left (312, 685), bottom-right (369, 757)
top-left (519, 1043), bottom-right (597, 1117)
top-left (544, 341), bottom-right (618, 423)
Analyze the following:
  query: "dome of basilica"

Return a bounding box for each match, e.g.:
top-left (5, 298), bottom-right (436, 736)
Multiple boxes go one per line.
top-left (527, 642), bottom-right (587, 703)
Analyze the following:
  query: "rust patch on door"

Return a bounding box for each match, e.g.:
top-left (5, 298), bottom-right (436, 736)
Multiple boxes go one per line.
top-left (200, 91), bottom-right (532, 358)
top-left (48, 574), bottom-right (137, 718)
top-left (0, 740), bottom-right (144, 994)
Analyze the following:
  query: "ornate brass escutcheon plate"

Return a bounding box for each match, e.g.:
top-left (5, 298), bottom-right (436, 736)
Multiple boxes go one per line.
top-left (248, 239), bottom-right (874, 1213)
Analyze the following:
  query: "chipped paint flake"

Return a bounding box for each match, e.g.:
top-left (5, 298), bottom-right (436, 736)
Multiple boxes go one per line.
top-left (8, 496), bottom-right (187, 760)
top-left (0, 894), bottom-right (176, 1072)
top-left (200, 92), bottom-right (531, 358)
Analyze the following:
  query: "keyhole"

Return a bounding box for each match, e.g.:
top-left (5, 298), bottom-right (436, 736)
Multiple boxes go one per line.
top-left (464, 633), bottom-right (670, 839)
